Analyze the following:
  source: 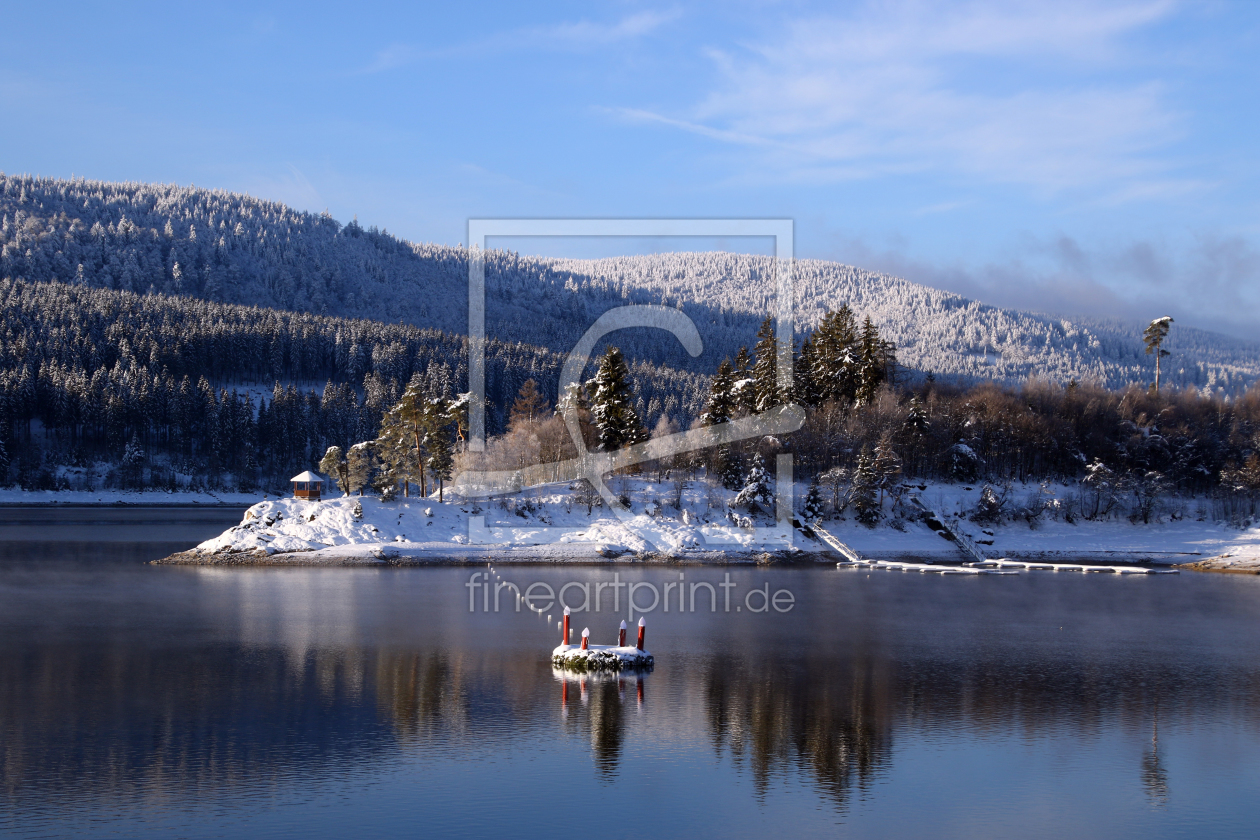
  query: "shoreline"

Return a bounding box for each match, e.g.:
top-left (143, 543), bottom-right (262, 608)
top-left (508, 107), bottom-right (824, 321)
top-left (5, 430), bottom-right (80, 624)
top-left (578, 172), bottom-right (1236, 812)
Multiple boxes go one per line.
top-left (151, 543), bottom-right (1211, 567)
top-left (152, 546), bottom-right (833, 566)
top-left (40, 482), bottom-right (1253, 573)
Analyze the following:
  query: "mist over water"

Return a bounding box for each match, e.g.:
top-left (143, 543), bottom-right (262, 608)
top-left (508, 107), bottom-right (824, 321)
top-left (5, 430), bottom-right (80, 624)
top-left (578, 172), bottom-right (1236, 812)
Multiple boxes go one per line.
top-left (2, 512), bottom-right (1260, 838)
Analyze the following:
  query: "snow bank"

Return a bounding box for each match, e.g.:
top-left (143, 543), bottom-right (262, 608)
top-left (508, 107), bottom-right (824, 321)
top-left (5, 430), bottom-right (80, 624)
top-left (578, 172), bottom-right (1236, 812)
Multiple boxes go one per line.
top-left (184, 477), bottom-right (819, 563)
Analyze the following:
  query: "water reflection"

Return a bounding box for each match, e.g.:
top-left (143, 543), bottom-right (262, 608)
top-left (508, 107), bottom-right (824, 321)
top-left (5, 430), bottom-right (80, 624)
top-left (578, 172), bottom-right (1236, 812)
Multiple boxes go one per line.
top-left (702, 653), bottom-right (893, 806)
top-left (553, 669), bottom-right (645, 779)
top-left (1142, 703), bottom-right (1169, 806)
top-left (4, 560), bottom-right (1260, 838)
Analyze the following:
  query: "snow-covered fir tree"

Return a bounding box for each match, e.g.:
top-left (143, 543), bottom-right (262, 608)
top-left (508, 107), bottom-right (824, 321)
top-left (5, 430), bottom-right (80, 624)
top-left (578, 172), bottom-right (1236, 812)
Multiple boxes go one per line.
top-left (850, 446), bottom-right (880, 527)
top-left (587, 347), bottom-right (645, 452)
top-left (734, 454), bottom-right (774, 513)
top-left (752, 316), bottom-right (783, 412)
top-left (802, 480), bottom-right (825, 522)
top-left (701, 359), bottom-right (738, 427)
top-left (719, 450), bottom-right (745, 491)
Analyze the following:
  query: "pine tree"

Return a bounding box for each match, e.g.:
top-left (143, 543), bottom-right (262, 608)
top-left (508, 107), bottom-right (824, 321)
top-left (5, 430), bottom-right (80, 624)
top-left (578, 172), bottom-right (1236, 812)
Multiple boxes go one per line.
top-left (319, 445), bottom-right (351, 495)
top-left (811, 305), bottom-right (859, 405)
top-left (424, 397), bottom-right (455, 501)
top-left (1143, 316), bottom-right (1173, 393)
top-left (734, 454), bottom-right (773, 512)
top-left (850, 446), bottom-right (880, 527)
top-left (376, 377), bottom-right (430, 497)
top-left (701, 359), bottom-right (738, 426)
top-left (587, 347), bottom-right (645, 452)
top-left (751, 316), bottom-right (782, 412)
top-left (121, 434), bottom-right (146, 489)
top-left (802, 481), bottom-right (824, 522)
top-left (556, 382), bottom-right (595, 450)
top-left (720, 450), bottom-right (744, 491)
top-left (0, 437), bottom-right (10, 487)
top-left (903, 396), bottom-right (929, 435)
top-left (856, 316), bottom-right (885, 405)
top-left (871, 435), bottom-right (903, 505)
top-left (902, 395), bottom-right (930, 475)
top-left (794, 334), bottom-right (819, 407)
top-left (346, 441), bottom-right (374, 496)
top-left (733, 345), bottom-right (755, 415)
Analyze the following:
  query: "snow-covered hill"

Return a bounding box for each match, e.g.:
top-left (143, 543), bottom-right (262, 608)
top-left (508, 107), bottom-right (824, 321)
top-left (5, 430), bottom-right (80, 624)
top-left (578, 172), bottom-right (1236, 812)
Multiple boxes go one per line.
top-left (3, 174), bottom-right (1257, 390)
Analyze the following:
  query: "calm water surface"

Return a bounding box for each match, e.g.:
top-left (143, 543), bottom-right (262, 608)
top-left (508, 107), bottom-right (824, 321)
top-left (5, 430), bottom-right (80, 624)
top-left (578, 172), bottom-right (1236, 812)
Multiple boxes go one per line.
top-left (2, 507), bottom-right (1260, 839)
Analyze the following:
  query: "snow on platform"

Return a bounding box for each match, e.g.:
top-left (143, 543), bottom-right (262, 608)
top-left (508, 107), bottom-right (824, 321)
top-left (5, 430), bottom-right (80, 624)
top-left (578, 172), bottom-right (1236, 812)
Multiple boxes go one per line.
top-left (552, 644), bottom-right (654, 672)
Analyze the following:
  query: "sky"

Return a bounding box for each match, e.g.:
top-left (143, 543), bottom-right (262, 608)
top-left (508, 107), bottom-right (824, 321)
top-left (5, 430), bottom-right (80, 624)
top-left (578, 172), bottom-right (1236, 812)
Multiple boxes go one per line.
top-left (2, 1), bottom-right (1258, 338)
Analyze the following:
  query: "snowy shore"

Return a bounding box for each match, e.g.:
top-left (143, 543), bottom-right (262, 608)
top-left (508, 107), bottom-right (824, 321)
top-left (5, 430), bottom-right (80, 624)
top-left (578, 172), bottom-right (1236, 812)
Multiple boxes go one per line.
top-left (146, 478), bottom-right (1260, 570)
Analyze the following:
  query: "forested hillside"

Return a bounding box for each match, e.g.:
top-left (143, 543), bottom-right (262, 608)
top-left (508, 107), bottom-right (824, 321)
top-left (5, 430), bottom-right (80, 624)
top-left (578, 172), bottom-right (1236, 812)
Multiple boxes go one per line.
top-left (0, 279), bottom-right (705, 492)
top-left (3, 173), bottom-right (1257, 391)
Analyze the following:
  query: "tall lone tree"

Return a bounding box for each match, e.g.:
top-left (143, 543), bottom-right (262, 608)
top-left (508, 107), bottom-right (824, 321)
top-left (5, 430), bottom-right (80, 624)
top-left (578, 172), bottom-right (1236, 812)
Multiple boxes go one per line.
top-left (588, 347), bottom-right (645, 452)
top-left (1143, 316), bottom-right (1174, 393)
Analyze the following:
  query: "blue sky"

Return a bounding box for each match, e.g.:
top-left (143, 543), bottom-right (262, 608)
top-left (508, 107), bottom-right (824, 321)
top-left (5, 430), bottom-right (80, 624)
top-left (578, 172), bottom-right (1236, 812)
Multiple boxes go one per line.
top-left (2, 1), bottom-right (1259, 337)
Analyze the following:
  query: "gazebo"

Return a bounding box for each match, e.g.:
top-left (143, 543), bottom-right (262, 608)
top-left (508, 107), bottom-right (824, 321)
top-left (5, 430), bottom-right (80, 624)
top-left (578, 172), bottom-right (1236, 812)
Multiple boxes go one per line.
top-left (290, 471), bottom-right (324, 501)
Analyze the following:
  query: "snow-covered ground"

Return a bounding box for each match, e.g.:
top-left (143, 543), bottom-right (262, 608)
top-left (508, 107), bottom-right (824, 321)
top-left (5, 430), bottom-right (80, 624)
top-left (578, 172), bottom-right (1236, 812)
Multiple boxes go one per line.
top-left (159, 477), bottom-right (1260, 569)
top-left (821, 482), bottom-right (1260, 566)
top-left (185, 478), bottom-right (815, 562)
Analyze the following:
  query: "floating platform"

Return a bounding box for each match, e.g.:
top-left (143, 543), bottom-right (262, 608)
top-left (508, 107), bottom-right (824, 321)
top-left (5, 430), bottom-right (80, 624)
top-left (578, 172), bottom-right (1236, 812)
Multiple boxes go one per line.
top-left (967, 558), bottom-right (1179, 574)
top-left (552, 644), bottom-right (654, 672)
top-left (552, 615), bottom-right (653, 672)
top-left (838, 559), bottom-right (1019, 575)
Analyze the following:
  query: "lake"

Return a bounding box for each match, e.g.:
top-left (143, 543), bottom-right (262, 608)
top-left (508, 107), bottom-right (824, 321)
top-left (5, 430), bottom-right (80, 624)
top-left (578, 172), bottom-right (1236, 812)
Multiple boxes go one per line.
top-left (2, 506), bottom-right (1259, 839)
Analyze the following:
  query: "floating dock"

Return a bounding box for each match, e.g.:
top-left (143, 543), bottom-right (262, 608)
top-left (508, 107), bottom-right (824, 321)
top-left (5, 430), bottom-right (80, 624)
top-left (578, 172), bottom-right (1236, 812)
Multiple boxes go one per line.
top-left (967, 558), bottom-right (1179, 574)
top-left (840, 559), bottom-right (1019, 575)
top-left (552, 613), bottom-right (653, 672)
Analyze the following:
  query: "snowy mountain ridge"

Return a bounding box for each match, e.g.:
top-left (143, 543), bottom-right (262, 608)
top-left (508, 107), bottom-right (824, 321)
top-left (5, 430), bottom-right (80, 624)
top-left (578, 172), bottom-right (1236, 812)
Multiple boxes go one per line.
top-left (2, 173), bottom-right (1257, 391)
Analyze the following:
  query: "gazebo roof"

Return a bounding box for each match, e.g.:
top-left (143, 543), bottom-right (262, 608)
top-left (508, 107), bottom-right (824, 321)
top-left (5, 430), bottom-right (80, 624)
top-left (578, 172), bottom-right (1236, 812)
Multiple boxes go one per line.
top-left (290, 471), bottom-right (323, 483)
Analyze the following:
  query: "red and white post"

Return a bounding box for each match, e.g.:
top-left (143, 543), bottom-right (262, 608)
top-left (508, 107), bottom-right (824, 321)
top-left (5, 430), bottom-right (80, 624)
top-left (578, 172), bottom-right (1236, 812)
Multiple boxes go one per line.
top-left (636, 617), bottom-right (646, 651)
top-left (562, 607), bottom-right (570, 646)
top-left (618, 620), bottom-right (627, 647)
top-left (581, 628), bottom-right (590, 650)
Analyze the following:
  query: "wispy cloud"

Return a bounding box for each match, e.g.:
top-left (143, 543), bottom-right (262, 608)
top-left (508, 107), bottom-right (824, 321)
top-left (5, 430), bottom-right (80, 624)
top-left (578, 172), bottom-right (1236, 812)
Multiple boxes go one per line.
top-left (836, 229), bottom-right (1260, 340)
top-left (626, 1), bottom-right (1188, 196)
top-left (358, 9), bottom-right (681, 74)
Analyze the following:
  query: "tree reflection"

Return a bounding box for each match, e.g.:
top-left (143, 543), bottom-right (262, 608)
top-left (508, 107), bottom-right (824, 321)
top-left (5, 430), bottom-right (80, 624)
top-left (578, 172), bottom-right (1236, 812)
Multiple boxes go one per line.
top-left (1141, 702), bottom-right (1169, 806)
top-left (554, 670), bottom-right (642, 780)
top-left (702, 652), bottom-right (894, 809)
